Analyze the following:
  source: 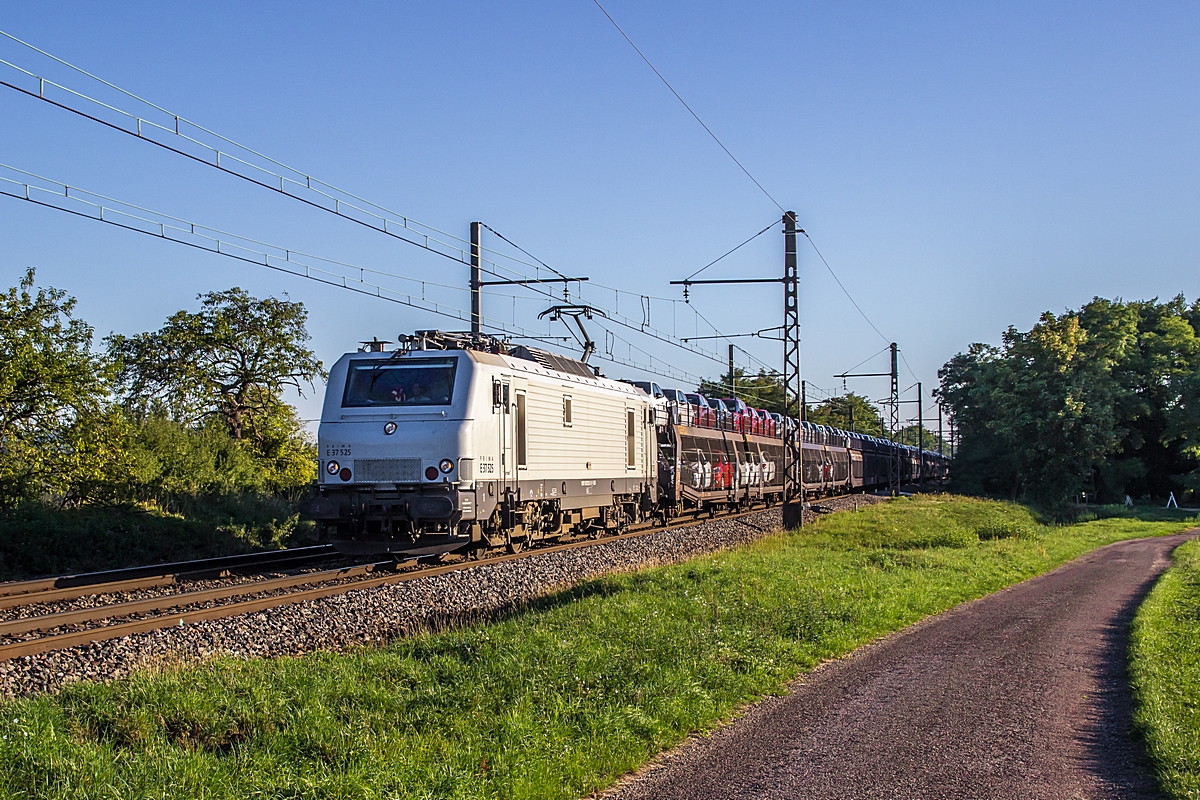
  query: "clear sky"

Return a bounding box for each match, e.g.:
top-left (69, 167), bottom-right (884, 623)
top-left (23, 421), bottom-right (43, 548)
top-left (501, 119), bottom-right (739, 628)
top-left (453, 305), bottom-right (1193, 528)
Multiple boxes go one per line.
top-left (1, 2), bottom-right (1196, 426)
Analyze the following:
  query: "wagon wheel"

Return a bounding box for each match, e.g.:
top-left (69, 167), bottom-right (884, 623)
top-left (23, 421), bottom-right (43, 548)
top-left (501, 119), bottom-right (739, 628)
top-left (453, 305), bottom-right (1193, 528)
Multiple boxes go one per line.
top-left (505, 536), bottom-right (525, 555)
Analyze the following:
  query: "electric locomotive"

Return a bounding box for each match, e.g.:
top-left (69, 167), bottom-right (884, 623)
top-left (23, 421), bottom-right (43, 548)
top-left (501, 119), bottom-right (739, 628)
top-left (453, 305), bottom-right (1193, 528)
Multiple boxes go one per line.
top-left (302, 331), bottom-right (657, 557)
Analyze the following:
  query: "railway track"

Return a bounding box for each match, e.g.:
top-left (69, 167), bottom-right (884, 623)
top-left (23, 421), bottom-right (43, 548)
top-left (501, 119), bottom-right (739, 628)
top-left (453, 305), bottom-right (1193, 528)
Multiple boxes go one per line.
top-left (0, 545), bottom-right (340, 602)
top-left (0, 504), bottom-right (784, 662)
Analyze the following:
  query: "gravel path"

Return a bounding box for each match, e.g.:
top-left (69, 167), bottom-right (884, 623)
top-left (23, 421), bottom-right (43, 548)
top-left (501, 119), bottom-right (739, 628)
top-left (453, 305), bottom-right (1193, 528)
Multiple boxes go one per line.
top-left (0, 495), bottom-right (884, 698)
top-left (602, 530), bottom-right (1195, 800)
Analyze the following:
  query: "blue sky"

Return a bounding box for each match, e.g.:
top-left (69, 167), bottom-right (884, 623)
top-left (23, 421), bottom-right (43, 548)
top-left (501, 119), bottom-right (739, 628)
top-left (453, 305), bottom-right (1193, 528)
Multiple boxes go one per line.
top-left (1, 2), bottom-right (1196, 425)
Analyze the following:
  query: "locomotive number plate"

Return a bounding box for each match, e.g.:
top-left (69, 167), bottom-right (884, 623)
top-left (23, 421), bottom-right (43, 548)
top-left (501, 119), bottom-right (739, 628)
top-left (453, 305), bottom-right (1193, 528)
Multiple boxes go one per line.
top-left (325, 444), bottom-right (352, 457)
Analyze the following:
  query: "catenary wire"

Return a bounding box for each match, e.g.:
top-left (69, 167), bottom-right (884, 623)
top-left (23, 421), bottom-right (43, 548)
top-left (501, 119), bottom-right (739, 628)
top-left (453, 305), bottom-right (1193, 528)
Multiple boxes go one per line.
top-left (590, 1), bottom-right (785, 214)
top-left (2, 30), bottom-right (913, 393)
top-left (479, 223), bottom-right (571, 284)
top-left (0, 167), bottom-right (707, 383)
top-left (801, 231), bottom-right (890, 344)
top-left (685, 218), bottom-right (779, 281)
top-left (840, 344), bottom-right (893, 377)
top-left (0, 164), bottom-right (538, 303)
top-left (686, 300), bottom-right (778, 374)
top-left (0, 38), bottom-right (731, 367)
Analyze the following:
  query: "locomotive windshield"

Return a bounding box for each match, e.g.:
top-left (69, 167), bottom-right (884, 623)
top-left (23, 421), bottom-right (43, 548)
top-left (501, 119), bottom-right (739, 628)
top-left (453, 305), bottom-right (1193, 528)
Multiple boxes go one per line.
top-left (341, 357), bottom-right (458, 407)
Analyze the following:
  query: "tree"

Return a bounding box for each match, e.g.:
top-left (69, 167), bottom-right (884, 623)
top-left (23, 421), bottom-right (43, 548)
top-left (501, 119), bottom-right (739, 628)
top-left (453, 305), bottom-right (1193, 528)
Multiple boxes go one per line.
top-left (107, 288), bottom-right (325, 445)
top-left (938, 297), bottom-right (1200, 504)
top-left (698, 368), bottom-right (790, 415)
top-left (0, 269), bottom-right (124, 507)
top-left (805, 393), bottom-right (885, 436)
top-left (893, 424), bottom-right (949, 453)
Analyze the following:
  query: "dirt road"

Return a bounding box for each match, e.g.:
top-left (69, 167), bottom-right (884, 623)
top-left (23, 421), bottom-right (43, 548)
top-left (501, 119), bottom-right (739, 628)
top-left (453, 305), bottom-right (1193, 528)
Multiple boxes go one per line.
top-left (604, 532), bottom-right (1195, 800)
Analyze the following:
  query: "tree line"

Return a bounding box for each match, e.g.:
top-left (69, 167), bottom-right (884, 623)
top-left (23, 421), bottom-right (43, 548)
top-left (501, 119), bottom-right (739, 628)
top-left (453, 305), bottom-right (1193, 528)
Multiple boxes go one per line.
top-left (938, 296), bottom-right (1200, 505)
top-left (696, 370), bottom-right (949, 452)
top-left (0, 269), bottom-right (322, 511)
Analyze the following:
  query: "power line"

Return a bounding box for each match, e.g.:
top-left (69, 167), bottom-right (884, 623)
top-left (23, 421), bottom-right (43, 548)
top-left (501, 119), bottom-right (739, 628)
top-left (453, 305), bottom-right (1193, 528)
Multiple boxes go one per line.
top-left (4, 30), bottom-right (894, 389)
top-left (0, 42), bottom-right (738, 368)
top-left (479, 223), bottom-right (570, 284)
top-left (590, 1), bottom-right (784, 213)
top-left (688, 302), bottom-right (777, 374)
top-left (0, 166), bottom-right (544, 338)
top-left (685, 218), bottom-right (779, 281)
top-left (0, 164), bottom-right (537, 303)
top-left (581, 11), bottom-right (902, 385)
top-left (840, 344), bottom-right (892, 378)
top-left (0, 165), bottom-right (709, 386)
top-left (800, 232), bottom-right (890, 344)
top-left (899, 350), bottom-right (921, 385)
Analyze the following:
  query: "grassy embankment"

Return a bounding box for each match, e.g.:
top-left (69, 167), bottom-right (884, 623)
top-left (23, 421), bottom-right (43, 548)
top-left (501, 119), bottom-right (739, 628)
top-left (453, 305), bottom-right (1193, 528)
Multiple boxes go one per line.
top-left (1132, 536), bottom-right (1200, 799)
top-left (0, 495), bottom-right (1193, 799)
top-left (0, 497), bottom-right (314, 582)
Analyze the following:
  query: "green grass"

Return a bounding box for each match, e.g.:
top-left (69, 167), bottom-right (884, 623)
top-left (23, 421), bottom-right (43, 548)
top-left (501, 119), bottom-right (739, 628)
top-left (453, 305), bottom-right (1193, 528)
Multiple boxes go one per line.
top-left (0, 496), bottom-right (316, 582)
top-left (0, 495), bottom-right (1193, 799)
top-left (1132, 536), bottom-right (1200, 799)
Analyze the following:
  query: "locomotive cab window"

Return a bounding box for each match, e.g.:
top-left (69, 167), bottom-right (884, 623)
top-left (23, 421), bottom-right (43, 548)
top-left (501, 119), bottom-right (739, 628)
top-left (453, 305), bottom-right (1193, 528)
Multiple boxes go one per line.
top-left (342, 358), bottom-right (457, 407)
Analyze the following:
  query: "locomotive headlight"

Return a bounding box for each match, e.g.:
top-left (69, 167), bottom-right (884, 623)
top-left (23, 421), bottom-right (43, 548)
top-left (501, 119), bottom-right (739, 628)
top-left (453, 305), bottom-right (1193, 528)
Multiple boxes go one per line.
top-left (439, 458), bottom-right (454, 474)
top-left (383, 421), bottom-right (397, 435)
top-left (326, 460), bottom-right (340, 475)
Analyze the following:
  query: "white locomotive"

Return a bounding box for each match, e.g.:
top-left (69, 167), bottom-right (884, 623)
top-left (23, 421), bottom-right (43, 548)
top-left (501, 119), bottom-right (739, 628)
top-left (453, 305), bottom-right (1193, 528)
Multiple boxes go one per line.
top-left (304, 331), bottom-right (657, 557)
top-left (303, 329), bottom-right (951, 558)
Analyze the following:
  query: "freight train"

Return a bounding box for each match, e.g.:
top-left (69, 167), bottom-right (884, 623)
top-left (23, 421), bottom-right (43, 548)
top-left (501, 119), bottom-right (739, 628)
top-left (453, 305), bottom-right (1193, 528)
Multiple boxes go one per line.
top-left (301, 331), bottom-right (947, 557)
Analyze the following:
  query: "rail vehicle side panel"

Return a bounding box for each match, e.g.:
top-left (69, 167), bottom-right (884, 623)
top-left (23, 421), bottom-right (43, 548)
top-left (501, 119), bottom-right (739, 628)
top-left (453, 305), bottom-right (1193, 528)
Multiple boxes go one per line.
top-left (668, 417), bottom-right (784, 508)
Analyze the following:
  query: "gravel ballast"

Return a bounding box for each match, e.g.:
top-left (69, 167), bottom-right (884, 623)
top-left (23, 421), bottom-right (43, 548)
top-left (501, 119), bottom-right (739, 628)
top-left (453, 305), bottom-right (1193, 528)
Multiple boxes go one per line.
top-left (0, 495), bottom-right (887, 699)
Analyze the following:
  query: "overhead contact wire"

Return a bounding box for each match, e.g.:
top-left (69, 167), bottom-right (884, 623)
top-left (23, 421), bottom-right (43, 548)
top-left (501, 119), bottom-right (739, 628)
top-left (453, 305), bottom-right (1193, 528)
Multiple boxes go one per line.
top-left (590, 1), bottom-right (785, 213)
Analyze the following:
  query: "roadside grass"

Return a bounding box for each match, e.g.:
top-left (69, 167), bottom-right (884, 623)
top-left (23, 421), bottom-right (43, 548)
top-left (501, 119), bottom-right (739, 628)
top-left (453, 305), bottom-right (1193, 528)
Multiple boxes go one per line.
top-left (1132, 536), bottom-right (1200, 799)
top-left (0, 496), bottom-right (315, 582)
top-left (0, 494), bottom-right (1193, 799)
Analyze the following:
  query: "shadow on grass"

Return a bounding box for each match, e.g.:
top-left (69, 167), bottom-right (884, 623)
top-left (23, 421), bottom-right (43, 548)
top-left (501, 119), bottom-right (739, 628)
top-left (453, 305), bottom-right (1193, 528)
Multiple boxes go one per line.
top-left (1075, 537), bottom-right (1194, 799)
top-left (1029, 503), bottom-right (1199, 526)
top-left (0, 496), bottom-right (314, 582)
top-left (404, 573), bottom-right (633, 647)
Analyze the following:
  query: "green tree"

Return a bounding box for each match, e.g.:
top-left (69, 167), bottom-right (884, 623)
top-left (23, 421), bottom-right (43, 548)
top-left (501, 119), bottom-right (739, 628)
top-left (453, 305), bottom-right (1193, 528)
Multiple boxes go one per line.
top-left (698, 368), bottom-right (790, 415)
top-left (107, 288), bottom-right (324, 445)
top-left (1079, 296), bottom-right (1200, 499)
top-left (0, 269), bottom-right (126, 508)
top-left (106, 288), bottom-right (323, 493)
top-left (805, 393), bottom-right (885, 436)
top-left (939, 298), bottom-right (1200, 504)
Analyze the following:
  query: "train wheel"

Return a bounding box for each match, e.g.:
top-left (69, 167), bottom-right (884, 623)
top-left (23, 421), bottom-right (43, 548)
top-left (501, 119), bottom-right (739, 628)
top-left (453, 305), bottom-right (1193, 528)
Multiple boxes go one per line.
top-left (505, 537), bottom-right (525, 555)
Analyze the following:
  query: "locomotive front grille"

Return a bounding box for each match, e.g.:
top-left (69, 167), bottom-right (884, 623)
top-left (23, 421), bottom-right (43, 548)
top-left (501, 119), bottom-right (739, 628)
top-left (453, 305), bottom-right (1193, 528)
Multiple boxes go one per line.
top-left (353, 457), bottom-right (423, 483)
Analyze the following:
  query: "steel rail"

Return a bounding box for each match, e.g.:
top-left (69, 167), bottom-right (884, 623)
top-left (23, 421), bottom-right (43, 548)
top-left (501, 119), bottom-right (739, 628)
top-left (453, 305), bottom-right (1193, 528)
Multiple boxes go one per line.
top-left (0, 503), bottom-right (787, 662)
top-left (0, 545), bottom-right (338, 599)
top-left (0, 561), bottom-right (396, 637)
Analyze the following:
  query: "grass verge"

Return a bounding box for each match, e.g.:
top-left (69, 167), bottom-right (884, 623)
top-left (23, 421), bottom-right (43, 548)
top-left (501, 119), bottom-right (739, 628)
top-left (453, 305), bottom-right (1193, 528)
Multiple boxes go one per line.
top-left (1131, 536), bottom-right (1200, 799)
top-left (0, 495), bottom-right (1194, 799)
